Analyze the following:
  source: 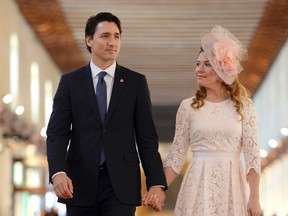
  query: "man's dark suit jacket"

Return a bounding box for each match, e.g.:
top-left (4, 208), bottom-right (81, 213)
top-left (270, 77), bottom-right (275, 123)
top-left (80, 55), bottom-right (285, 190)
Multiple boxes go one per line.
top-left (46, 63), bottom-right (167, 206)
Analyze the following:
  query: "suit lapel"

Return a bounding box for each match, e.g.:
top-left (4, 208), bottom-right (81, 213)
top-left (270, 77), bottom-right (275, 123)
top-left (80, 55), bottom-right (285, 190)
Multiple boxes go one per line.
top-left (104, 64), bottom-right (125, 125)
top-left (80, 64), bottom-right (102, 122)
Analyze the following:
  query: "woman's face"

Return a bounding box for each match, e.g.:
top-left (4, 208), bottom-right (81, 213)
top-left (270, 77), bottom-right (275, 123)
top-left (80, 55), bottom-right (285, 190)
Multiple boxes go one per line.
top-left (195, 52), bottom-right (220, 87)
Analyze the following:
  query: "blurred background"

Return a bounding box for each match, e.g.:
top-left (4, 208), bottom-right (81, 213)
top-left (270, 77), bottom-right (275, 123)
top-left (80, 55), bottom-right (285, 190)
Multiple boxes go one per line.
top-left (0, 0), bottom-right (287, 215)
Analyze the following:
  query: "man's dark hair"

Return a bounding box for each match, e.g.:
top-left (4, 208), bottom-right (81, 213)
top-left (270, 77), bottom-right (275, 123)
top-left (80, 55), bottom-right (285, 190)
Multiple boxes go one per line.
top-left (85, 12), bottom-right (122, 53)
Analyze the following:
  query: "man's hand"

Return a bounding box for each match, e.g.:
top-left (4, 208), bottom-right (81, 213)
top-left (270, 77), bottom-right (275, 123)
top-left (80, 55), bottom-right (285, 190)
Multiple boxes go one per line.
top-left (142, 186), bottom-right (165, 212)
top-left (52, 173), bottom-right (73, 199)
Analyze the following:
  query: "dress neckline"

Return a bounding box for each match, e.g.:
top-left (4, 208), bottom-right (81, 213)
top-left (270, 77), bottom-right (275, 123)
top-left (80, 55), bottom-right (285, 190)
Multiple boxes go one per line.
top-left (204, 97), bottom-right (230, 105)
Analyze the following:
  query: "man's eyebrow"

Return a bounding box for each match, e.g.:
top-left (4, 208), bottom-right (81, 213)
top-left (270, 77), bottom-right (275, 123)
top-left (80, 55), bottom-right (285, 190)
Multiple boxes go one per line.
top-left (99, 32), bottom-right (120, 35)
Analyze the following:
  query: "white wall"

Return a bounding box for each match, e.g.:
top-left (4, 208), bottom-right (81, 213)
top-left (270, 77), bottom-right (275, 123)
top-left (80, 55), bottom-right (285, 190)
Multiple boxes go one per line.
top-left (253, 39), bottom-right (288, 215)
top-left (0, 0), bottom-right (61, 129)
top-left (253, 39), bottom-right (288, 152)
top-left (0, 0), bottom-right (62, 215)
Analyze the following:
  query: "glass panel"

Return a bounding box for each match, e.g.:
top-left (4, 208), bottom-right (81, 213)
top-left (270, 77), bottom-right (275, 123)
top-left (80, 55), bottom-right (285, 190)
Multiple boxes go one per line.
top-left (13, 161), bottom-right (24, 186)
top-left (25, 167), bottom-right (42, 188)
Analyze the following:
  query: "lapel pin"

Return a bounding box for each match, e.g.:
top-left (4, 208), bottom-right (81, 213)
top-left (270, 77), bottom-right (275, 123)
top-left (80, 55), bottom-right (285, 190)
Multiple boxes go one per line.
top-left (120, 79), bottom-right (124, 83)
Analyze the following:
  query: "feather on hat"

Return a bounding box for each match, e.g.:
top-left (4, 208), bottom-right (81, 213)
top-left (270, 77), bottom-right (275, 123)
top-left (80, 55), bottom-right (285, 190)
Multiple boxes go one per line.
top-left (201, 26), bottom-right (248, 84)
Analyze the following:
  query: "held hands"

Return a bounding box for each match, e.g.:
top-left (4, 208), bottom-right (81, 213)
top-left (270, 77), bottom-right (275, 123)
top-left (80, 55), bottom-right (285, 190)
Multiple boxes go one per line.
top-left (142, 187), bottom-right (166, 212)
top-left (52, 173), bottom-right (73, 199)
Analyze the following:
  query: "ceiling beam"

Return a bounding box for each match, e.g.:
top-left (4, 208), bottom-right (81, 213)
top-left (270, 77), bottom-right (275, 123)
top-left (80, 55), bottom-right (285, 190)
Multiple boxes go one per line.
top-left (14, 0), bottom-right (86, 73)
top-left (239, 0), bottom-right (288, 96)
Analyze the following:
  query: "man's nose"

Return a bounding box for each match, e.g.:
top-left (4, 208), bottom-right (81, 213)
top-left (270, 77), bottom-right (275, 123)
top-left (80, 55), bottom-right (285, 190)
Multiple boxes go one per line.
top-left (108, 38), bottom-right (115, 46)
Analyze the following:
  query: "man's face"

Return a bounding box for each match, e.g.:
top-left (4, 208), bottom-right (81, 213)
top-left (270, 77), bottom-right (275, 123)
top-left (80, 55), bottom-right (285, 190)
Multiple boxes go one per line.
top-left (86, 21), bottom-right (121, 65)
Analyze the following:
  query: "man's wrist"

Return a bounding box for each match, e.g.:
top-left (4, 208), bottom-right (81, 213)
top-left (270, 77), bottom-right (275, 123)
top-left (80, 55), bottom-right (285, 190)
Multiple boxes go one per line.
top-left (150, 185), bottom-right (165, 190)
top-left (51, 171), bottom-right (66, 182)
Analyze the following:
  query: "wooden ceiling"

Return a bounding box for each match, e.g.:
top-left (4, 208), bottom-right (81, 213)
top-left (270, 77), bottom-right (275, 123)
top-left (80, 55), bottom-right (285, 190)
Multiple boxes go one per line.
top-left (14, 0), bottom-right (288, 106)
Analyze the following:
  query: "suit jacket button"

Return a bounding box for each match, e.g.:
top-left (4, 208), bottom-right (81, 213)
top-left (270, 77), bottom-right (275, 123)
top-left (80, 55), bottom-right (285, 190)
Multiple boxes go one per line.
top-left (102, 129), bottom-right (106, 133)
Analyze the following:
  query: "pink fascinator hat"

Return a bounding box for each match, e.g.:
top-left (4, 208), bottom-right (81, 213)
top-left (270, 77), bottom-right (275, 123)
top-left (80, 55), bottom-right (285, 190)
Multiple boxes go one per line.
top-left (201, 25), bottom-right (248, 85)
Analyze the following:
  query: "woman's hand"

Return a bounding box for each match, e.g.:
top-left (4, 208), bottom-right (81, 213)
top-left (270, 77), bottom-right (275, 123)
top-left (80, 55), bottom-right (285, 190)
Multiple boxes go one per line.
top-left (247, 198), bottom-right (261, 216)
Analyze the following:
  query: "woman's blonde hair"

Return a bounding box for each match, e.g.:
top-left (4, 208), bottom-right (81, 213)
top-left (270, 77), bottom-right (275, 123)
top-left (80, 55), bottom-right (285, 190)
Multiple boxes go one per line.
top-left (191, 78), bottom-right (250, 120)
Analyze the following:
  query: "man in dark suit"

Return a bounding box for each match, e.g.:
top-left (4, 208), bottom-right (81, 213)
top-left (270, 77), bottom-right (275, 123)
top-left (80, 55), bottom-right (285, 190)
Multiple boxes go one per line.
top-left (46, 12), bottom-right (167, 216)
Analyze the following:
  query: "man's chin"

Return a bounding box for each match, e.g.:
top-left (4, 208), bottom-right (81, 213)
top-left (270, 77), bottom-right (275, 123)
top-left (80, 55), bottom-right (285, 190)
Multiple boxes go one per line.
top-left (105, 54), bottom-right (117, 60)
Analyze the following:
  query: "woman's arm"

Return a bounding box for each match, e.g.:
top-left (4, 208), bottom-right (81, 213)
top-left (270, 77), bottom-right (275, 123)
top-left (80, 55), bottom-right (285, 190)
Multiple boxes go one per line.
top-left (246, 169), bottom-right (261, 216)
top-left (164, 166), bottom-right (179, 187)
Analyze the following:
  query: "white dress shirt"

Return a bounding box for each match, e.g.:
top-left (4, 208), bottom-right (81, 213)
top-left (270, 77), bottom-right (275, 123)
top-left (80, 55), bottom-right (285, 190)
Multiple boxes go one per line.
top-left (90, 61), bottom-right (116, 110)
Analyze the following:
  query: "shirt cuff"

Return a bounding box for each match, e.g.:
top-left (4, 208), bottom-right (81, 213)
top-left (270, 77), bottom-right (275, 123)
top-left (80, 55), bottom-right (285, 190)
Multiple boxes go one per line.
top-left (150, 185), bottom-right (165, 190)
top-left (52, 171), bottom-right (66, 181)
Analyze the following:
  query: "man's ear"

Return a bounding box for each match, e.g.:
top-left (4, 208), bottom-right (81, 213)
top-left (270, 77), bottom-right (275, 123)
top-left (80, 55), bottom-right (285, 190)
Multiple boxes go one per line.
top-left (85, 36), bottom-right (92, 46)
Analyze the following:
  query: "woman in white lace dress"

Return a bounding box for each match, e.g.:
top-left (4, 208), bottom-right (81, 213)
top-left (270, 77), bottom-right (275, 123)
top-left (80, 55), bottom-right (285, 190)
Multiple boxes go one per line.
top-left (163, 26), bottom-right (261, 216)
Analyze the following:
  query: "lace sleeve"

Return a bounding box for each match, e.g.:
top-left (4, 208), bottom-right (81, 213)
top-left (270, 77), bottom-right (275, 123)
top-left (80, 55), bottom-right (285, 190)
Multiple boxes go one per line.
top-left (242, 99), bottom-right (261, 175)
top-left (164, 100), bottom-right (190, 174)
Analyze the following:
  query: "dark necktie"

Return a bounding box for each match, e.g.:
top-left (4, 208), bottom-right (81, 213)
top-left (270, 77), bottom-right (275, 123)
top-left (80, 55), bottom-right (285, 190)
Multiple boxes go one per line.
top-left (96, 71), bottom-right (107, 165)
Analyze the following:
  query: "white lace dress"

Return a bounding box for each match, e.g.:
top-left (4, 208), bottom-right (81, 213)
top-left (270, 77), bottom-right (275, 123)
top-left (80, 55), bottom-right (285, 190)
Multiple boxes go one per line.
top-left (164, 97), bottom-right (261, 216)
